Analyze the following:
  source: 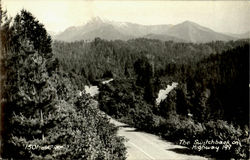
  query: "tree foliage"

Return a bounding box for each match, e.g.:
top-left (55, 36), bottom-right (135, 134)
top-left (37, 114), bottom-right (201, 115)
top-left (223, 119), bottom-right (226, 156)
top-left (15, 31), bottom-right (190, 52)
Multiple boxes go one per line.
top-left (11, 9), bottom-right (52, 56)
top-left (1, 9), bottom-right (126, 159)
top-left (97, 40), bottom-right (249, 159)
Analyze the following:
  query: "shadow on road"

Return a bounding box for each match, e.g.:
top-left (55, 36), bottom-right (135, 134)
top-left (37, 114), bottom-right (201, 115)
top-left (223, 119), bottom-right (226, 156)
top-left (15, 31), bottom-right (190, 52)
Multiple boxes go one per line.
top-left (168, 148), bottom-right (198, 156)
top-left (117, 124), bottom-right (131, 128)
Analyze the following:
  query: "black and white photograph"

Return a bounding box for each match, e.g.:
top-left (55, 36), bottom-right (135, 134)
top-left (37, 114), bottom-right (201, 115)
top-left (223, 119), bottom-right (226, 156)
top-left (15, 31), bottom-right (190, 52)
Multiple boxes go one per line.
top-left (0, 0), bottom-right (249, 159)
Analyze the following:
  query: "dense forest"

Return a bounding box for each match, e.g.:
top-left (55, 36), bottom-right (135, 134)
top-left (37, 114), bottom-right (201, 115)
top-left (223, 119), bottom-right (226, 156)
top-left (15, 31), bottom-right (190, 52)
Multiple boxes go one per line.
top-left (53, 36), bottom-right (249, 158)
top-left (0, 9), bottom-right (126, 159)
top-left (53, 38), bottom-right (248, 85)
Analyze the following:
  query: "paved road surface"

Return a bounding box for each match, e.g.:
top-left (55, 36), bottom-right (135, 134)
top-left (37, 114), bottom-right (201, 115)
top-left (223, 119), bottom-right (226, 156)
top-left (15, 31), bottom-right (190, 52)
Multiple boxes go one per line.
top-left (110, 118), bottom-right (207, 160)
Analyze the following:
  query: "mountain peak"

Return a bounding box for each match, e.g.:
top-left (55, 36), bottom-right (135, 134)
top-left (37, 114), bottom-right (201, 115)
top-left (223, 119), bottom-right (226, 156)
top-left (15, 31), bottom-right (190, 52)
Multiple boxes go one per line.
top-left (88, 16), bottom-right (109, 24)
top-left (55, 19), bottom-right (236, 43)
top-left (181, 20), bottom-right (200, 26)
top-left (183, 20), bottom-right (193, 23)
top-left (175, 20), bottom-right (214, 33)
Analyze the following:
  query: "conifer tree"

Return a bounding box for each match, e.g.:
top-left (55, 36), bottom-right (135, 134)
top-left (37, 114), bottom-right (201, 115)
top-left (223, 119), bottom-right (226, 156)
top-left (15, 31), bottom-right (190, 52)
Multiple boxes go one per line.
top-left (1, 9), bottom-right (126, 159)
top-left (11, 9), bottom-right (52, 56)
top-left (2, 9), bottom-right (58, 158)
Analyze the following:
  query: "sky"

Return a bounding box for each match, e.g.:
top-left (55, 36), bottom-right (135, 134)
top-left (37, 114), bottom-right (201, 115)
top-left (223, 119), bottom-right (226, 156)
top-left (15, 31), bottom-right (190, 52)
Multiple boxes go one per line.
top-left (2, 0), bottom-right (250, 34)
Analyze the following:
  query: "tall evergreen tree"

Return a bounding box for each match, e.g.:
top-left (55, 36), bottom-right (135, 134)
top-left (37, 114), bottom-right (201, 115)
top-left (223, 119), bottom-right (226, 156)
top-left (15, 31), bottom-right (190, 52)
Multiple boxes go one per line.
top-left (1, 9), bottom-right (58, 158)
top-left (1, 9), bottom-right (126, 159)
top-left (11, 9), bottom-right (52, 56)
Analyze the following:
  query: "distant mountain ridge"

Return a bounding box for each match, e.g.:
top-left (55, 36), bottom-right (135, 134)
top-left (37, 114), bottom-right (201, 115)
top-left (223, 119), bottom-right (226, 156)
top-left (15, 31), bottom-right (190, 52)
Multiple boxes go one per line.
top-left (54, 17), bottom-right (246, 43)
top-left (225, 31), bottom-right (250, 39)
top-left (164, 21), bottom-right (236, 43)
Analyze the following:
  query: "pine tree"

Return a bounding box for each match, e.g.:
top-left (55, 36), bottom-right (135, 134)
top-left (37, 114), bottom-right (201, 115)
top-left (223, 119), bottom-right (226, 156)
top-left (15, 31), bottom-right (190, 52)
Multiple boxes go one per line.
top-left (2, 9), bottom-right (58, 159)
top-left (11, 9), bottom-right (52, 56)
top-left (2, 9), bottom-right (126, 159)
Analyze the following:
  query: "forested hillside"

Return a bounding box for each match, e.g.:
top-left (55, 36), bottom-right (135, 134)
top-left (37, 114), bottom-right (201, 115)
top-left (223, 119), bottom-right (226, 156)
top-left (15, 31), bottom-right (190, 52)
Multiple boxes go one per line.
top-left (0, 9), bottom-right (126, 159)
top-left (53, 37), bottom-right (249, 159)
top-left (53, 38), bottom-right (248, 86)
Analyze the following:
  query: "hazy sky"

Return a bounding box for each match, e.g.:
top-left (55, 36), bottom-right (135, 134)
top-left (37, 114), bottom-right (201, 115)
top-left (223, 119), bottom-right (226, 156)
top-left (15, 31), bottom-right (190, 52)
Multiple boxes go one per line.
top-left (2, 0), bottom-right (250, 34)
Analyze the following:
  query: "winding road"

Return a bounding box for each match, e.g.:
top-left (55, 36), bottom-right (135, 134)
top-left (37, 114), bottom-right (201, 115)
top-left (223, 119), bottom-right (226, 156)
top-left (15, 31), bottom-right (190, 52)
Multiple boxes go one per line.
top-left (110, 118), bottom-right (207, 160)
top-left (87, 82), bottom-right (206, 159)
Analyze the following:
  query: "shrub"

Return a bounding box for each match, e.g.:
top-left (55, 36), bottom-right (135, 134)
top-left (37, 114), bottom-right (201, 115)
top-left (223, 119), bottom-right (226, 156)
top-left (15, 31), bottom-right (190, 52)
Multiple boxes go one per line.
top-left (203, 120), bottom-right (249, 159)
top-left (158, 114), bottom-right (205, 141)
top-left (159, 117), bottom-right (249, 159)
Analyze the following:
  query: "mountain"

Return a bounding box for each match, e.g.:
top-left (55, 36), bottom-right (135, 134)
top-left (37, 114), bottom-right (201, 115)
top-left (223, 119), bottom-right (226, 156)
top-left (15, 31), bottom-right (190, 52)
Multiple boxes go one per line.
top-left (55, 17), bottom-right (132, 41)
top-left (225, 31), bottom-right (250, 39)
top-left (240, 31), bottom-right (250, 39)
top-left (48, 30), bottom-right (59, 39)
top-left (114, 23), bottom-right (173, 37)
top-left (165, 21), bottom-right (236, 43)
top-left (55, 17), bottom-right (172, 42)
top-left (143, 34), bottom-right (186, 42)
top-left (54, 17), bottom-right (237, 43)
